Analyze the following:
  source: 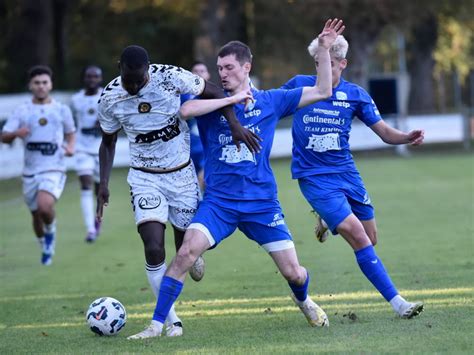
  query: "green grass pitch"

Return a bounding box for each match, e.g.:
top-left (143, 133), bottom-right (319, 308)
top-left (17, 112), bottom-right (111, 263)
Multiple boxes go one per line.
top-left (0, 150), bottom-right (473, 353)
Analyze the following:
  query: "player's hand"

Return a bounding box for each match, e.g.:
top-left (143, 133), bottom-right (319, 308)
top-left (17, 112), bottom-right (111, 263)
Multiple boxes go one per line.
top-left (63, 144), bottom-right (75, 157)
top-left (230, 89), bottom-right (253, 105)
top-left (407, 129), bottom-right (425, 146)
top-left (318, 18), bottom-right (345, 49)
top-left (230, 124), bottom-right (262, 153)
top-left (16, 126), bottom-right (30, 138)
top-left (96, 184), bottom-right (110, 222)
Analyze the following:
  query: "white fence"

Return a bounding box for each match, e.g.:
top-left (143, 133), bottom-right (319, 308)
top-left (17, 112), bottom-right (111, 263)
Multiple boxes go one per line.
top-left (0, 92), bottom-right (470, 180)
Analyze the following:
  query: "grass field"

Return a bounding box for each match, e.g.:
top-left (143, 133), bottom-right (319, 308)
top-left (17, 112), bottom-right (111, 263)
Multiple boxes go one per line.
top-left (0, 150), bottom-right (473, 353)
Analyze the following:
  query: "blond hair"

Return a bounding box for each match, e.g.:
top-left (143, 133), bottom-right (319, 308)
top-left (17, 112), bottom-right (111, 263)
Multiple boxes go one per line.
top-left (307, 35), bottom-right (348, 60)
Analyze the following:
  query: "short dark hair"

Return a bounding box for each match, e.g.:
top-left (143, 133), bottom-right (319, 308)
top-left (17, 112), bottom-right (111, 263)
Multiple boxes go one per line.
top-left (217, 41), bottom-right (252, 64)
top-left (191, 60), bottom-right (205, 69)
top-left (81, 65), bottom-right (102, 79)
top-left (120, 45), bottom-right (149, 70)
top-left (28, 65), bottom-right (53, 80)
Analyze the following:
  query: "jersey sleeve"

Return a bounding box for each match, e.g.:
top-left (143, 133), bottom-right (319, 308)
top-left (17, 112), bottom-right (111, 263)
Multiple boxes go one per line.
top-left (98, 100), bottom-right (121, 134)
top-left (280, 76), bottom-right (298, 90)
top-left (61, 105), bottom-right (76, 134)
top-left (2, 107), bottom-right (23, 133)
top-left (268, 88), bottom-right (303, 119)
top-left (356, 88), bottom-right (382, 126)
top-left (170, 66), bottom-right (205, 97)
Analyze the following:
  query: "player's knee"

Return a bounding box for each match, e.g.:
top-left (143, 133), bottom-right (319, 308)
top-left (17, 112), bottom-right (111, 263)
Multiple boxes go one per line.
top-left (175, 243), bottom-right (197, 269)
top-left (143, 239), bottom-right (165, 261)
top-left (281, 264), bottom-right (305, 284)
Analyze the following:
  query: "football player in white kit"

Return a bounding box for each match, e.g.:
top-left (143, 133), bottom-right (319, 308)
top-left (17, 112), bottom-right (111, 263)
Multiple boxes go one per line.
top-left (1, 65), bottom-right (76, 266)
top-left (96, 45), bottom-right (260, 337)
top-left (70, 65), bottom-right (103, 243)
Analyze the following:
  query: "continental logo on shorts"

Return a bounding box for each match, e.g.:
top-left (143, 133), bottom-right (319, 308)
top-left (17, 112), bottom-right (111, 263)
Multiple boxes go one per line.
top-left (38, 117), bottom-right (48, 126)
top-left (138, 102), bottom-right (151, 113)
top-left (88, 108), bottom-right (96, 115)
top-left (137, 195), bottom-right (161, 210)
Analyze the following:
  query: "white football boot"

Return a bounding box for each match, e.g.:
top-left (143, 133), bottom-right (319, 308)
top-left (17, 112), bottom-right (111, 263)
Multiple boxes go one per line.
top-left (189, 256), bottom-right (205, 282)
top-left (314, 216), bottom-right (329, 243)
top-left (164, 321), bottom-right (183, 337)
top-left (291, 294), bottom-right (329, 327)
top-left (398, 301), bottom-right (424, 319)
top-left (127, 321), bottom-right (162, 340)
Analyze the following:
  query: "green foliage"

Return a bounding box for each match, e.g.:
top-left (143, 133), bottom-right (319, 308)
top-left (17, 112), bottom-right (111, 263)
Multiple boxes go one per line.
top-left (434, 15), bottom-right (474, 83)
top-left (0, 152), bottom-right (473, 353)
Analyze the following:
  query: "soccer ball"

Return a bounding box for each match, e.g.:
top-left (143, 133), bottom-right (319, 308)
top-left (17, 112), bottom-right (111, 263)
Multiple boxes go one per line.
top-left (86, 297), bottom-right (127, 336)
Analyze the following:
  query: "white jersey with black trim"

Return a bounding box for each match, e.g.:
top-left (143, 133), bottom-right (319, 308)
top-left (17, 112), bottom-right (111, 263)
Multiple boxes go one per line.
top-left (3, 99), bottom-right (75, 176)
top-left (98, 64), bottom-right (205, 170)
top-left (70, 89), bottom-right (102, 155)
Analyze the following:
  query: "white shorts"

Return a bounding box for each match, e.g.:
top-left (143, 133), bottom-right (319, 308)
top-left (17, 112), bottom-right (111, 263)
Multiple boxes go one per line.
top-left (75, 152), bottom-right (100, 182)
top-left (127, 162), bottom-right (201, 230)
top-left (22, 171), bottom-right (67, 211)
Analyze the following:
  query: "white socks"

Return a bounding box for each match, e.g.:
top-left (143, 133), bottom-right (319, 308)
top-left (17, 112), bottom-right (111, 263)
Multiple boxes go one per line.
top-left (80, 190), bottom-right (95, 233)
top-left (389, 294), bottom-right (408, 314)
top-left (44, 219), bottom-right (56, 234)
top-left (146, 263), bottom-right (181, 325)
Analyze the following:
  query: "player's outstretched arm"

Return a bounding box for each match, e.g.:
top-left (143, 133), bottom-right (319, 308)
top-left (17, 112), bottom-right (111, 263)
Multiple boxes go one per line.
top-left (1, 127), bottom-right (30, 144)
top-left (298, 18), bottom-right (345, 108)
top-left (97, 131), bottom-right (118, 222)
top-left (200, 81), bottom-right (261, 153)
top-left (179, 89), bottom-right (253, 119)
top-left (370, 120), bottom-right (425, 146)
top-left (63, 132), bottom-right (76, 156)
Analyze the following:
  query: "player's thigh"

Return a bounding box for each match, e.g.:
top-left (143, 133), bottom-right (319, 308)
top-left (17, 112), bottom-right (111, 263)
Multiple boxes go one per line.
top-left (22, 175), bottom-right (39, 211)
top-left (298, 175), bottom-right (352, 235)
top-left (238, 204), bottom-right (295, 253)
top-left (127, 169), bottom-right (168, 226)
top-left (93, 155), bottom-right (100, 183)
top-left (188, 199), bottom-right (238, 249)
top-left (167, 164), bottom-right (201, 231)
top-left (76, 152), bottom-right (95, 177)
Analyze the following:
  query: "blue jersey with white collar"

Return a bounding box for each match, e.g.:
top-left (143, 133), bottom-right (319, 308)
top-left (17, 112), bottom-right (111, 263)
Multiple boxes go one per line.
top-left (197, 87), bottom-right (303, 200)
top-left (281, 75), bottom-right (382, 179)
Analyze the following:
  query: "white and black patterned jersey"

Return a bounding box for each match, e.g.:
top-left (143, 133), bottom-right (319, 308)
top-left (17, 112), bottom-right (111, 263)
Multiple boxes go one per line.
top-left (3, 99), bottom-right (76, 176)
top-left (70, 89), bottom-right (102, 155)
top-left (98, 64), bottom-right (205, 170)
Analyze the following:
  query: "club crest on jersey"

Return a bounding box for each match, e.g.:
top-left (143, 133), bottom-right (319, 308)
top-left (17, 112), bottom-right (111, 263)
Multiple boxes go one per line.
top-left (38, 117), bottom-right (48, 126)
top-left (88, 108), bottom-right (95, 115)
top-left (335, 91), bottom-right (347, 100)
top-left (138, 102), bottom-right (151, 113)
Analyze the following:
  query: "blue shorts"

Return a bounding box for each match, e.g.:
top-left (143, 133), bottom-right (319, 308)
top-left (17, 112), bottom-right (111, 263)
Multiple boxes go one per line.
top-left (188, 196), bottom-right (294, 252)
top-left (298, 172), bottom-right (375, 235)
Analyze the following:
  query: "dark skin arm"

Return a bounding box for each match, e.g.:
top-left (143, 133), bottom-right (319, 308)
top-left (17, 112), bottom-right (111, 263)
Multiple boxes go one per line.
top-left (200, 81), bottom-right (261, 152)
top-left (96, 130), bottom-right (118, 221)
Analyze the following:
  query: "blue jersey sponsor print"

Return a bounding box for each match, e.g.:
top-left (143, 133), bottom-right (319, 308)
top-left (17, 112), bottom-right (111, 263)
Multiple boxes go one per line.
top-left (196, 87), bottom-right (303, 201)
top-left (281, 76), bottom-right (382, 179)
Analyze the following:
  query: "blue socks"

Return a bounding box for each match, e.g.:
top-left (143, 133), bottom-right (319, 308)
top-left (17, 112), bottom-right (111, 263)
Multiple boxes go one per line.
top-left (152, 276), bottom-right (184, 324)
top-left (289, 270), bottom-right (310, 302)
top-left (355, 245), bottom-right (398, 302)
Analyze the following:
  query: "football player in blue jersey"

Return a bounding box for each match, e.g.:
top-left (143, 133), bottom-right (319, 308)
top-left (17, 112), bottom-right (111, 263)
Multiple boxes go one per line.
top-left (127, 18), bottom-right (345, 339)
top-left (181, 61), bottom-right (210, 192)
top-left (280, 34), bottom-right (424, 319)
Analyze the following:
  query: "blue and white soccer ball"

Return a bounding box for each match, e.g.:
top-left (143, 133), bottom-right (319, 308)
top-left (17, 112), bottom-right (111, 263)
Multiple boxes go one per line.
top-left (86, 297), bottom-right (127, 336)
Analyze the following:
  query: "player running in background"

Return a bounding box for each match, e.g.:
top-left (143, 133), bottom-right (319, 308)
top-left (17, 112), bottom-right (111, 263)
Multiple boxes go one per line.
top-left (96, 45), bottom-right (260, 337)
top-left (70, 65), bottom-right (103, 243)
top-left (181, 61), bottom-right (210, 191)
top-left (1, 65), bottom-right (75, 266)
top-left (281, 34), bottom-right (424, 318)
top-left (127, 18), bottom-right (344, 340)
